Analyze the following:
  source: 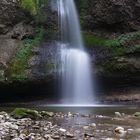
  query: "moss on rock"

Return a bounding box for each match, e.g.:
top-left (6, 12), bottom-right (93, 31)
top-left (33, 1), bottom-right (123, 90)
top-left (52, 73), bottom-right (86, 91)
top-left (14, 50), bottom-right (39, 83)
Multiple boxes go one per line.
top-left (8, 27), bottom-right (45, 81)
top-left (11, 108), bottom-right (55, 120)
top-left (84, 31), bottom-right (140, 57)
top-left (20, 0), bottom-right (39, 16)
top-left (134, 112), bottom-right (140, 117)
top-left (11, 108), bottom-right (42, 119)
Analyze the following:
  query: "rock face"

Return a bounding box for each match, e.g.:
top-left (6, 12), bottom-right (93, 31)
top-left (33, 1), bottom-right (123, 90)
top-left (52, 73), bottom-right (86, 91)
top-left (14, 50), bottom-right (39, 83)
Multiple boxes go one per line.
top-left (0, 0), bottom-right (140, 87)
top-left (0, 0), bottom-right (35, 83)
top-left (0, 0), bottom-right (30, 35)
top-left (0, 38), bottom-right (23, 81)
top-left (83, 0), bottom-right (140, 32)
top-left (91, 47), bottom-right (140, 81)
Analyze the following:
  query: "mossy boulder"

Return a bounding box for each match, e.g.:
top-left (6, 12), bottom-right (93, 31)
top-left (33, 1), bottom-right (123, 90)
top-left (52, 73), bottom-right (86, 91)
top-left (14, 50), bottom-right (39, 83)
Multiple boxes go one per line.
top-left (134, 112), bottom-right (140, 117)
top-left (11, 108), bottom-right (42, 120)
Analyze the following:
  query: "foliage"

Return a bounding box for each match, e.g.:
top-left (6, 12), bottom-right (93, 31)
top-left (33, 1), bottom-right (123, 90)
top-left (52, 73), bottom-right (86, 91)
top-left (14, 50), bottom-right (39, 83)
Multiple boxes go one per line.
top-left (9, 27), bottom-right (45, 81)
top-left (20, 0), bottom-right (39, 15)
top-left (83, 32), bottom-right (107, 46)
top-left (20, 0), bottom-right (48, 22)
top-left (106, 31), bottom-right (140, 48)
top-left (84, 31), bottom-right (140, 57)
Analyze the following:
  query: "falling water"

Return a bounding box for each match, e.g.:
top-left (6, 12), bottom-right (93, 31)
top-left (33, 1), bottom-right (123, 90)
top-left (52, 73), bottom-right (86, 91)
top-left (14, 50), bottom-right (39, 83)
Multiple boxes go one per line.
top-left (58, 0), bottom-right (94, 104)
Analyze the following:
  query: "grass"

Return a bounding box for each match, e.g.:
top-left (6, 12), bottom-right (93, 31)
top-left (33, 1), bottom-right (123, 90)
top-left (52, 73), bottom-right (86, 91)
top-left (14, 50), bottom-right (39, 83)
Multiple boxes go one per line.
top-left (9, 27), bottom-right (45, 81)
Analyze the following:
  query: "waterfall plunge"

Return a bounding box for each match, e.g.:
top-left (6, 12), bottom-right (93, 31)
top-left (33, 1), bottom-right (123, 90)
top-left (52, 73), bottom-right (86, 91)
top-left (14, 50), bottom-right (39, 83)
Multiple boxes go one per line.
top-left (58, 0), bottom-right (94, 104)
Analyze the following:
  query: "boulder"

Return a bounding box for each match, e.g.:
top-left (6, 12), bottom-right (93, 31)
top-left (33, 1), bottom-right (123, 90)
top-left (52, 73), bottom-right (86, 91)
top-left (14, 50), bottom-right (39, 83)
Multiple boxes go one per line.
top-left (134, 112), bottom-right (140, 117)
top-left (11, 108), bottom-right (42, 120)
top-left (40, 111), bottom-right (54, 117)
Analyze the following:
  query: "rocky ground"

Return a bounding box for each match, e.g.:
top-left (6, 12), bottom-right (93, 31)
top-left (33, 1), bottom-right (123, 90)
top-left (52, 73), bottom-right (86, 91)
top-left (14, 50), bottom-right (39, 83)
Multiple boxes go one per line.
top-left (0, 108), bottom-right (140, 140)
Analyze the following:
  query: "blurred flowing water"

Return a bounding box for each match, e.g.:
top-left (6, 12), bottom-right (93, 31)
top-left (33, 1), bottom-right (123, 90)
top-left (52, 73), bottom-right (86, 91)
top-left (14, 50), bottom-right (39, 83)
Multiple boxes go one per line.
top-left (57, 0), bottom-right (94, 104)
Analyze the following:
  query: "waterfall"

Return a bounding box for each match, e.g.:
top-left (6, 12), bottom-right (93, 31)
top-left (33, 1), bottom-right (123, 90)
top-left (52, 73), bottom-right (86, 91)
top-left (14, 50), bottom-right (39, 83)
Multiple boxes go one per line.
top-left (58, 0), bottom-right (94, 104)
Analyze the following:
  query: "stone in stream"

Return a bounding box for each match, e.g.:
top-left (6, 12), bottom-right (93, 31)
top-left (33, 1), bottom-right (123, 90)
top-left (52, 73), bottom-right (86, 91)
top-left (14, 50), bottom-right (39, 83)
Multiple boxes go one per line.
top-left (84, 133), bottom-right (95, 138)
top-left (51, 135), bottom-right (60, 139)
top-left (59, 128), bottom-right (67, 133)
top-left (66, 132), bottom-right (74, 138)
top-left (115, 112), bottom-right (122, 117)
top-left (41, 111), bottom-right (54, 117)
top-left (11, 138), bottom-right (21, 140)
top-left (134, 112), bottom-right (140, 117)
top-left (45, 135), bottom-right (55, 140)
top-left (68, 112), bottom-right (73, 117)
top-left (19, 133), bottom-right (26, 140)
top-left (114, 126), bottom-right (127, 138)
top-left (83, 126), bottom-right (90, 130)
top-left (90, 123), bottom-right (96, 128)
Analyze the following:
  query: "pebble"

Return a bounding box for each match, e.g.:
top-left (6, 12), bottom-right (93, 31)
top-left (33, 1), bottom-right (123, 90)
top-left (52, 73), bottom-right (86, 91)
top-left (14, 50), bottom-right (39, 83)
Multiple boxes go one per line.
top-left (68, 112), bottom-right (73, 117)
top-left (59, 128), bottom-right (67, 133)
top-left (83, 126), bottom-right (89, 130)
top-left (19, 133), bottom-right (26, 139)
top-left (51, 135), bottom-right (60, 139)
top-left (66, 132), bottom-right (74, 138)
top-left (115, 112), bottom-right (122, 117)
top-left (11, 138), bottom-right (21, 140)
top-left (84, 133), bottom-right (95, 137)
top-left (90, 123), bottom-right (96, 128)
top-left (114, 126), bottom-right (127, 138)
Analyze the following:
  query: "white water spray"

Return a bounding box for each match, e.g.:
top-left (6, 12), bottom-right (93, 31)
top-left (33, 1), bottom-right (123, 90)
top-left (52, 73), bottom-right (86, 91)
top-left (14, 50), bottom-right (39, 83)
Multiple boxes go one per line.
top-left (58, 0), bottom-right (94, 104)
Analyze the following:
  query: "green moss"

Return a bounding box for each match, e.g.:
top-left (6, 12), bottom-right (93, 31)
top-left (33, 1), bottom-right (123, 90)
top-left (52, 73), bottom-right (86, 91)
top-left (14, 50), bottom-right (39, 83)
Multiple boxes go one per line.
top-left (84, 31), bottom-right (140, 57)
top-left (9, 27), bottom-right (45, 81)
top-left (11, 108), bottom-right (42, 119)
top-left (134, 112), bottom-right (140, 117)
top-left (83, 32), bottom-right (108, 46)
top-left (20, 0), bottom-right (48, 22)
top-left (106, 31), bottom-right (140, 47)
top-left (20, 0), bottom-right (39, 15)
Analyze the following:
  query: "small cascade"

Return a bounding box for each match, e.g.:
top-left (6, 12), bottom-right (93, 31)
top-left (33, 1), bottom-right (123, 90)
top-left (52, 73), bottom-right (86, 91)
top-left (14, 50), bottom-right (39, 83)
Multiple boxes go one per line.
top-left (57, 0), bottom-right (94, 104)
